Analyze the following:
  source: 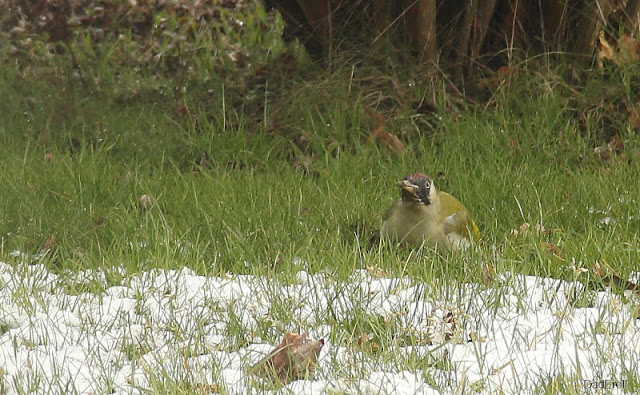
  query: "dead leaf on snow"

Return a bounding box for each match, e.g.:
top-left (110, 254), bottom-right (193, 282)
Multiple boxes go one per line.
top-left (249, 332), bottom-right (324, 384)
top-left (443, 312), bottom-right (456, 341)
top-left (428, 310), bottom-right (460, 344)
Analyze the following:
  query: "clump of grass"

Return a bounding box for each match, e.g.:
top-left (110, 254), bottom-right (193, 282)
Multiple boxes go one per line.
top-left (0, 0), bottom-right (639, 309)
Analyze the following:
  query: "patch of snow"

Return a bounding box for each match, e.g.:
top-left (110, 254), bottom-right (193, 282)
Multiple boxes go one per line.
top-left (0, 259), bottom-right (637, 394)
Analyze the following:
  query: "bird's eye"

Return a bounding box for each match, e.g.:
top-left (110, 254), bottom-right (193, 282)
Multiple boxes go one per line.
top-left (424, 181), bottom-right (430, 189)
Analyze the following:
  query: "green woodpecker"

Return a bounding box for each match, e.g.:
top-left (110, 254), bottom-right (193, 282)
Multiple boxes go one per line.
top-left (381, 173), bottom-right (480, 251)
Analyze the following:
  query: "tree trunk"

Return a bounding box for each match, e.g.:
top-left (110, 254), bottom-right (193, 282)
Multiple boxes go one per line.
top-left (541, 0), bottom-right (567, 50)
top-left (471, 0), bottom-right (498, 70)
top-left (413, 0), bottom-right (437, 63)
top-left (454, 0), bottom-right (478, 79)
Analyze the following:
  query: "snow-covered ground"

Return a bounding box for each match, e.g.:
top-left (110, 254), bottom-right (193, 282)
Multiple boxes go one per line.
top-left (0, 258), bottom-right (637, 394)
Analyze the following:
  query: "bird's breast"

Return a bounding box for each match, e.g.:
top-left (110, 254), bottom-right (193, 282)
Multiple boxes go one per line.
top-left (381, 200), bottom-right (446, 247)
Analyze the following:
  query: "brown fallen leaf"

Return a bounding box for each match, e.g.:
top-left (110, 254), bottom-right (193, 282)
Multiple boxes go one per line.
top-left (367, 109), bottom-right (386, 124)
top-left (597, 32), bottom-right (640, 69)
top-left (541, 242), bottom-right (562, 259)
top-left (249, 332), bottom-right (325, 384)
top-left (592, 261), bottom-right (640, 294)
top-left (366, 109), bottom-right (405, 154)
top-left (475, 65), bottom-right (514, 92)
top-left (368, 124), bottom-right (405, 153)
top-left (597, 32), bottom-right (616, 69)
top-left (443, 311), bottom-right (456, 341)
top-left (427, 310), bottom-right (460, 344)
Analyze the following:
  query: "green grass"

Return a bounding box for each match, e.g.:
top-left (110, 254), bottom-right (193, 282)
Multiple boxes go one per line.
top-left (2, 54), bottom-right (640, 290)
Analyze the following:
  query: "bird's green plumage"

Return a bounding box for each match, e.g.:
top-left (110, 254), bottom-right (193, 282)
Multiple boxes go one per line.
top-left (381, 175), bottom-right (479, 251)
top-left (438, 192), bottom-right (480, 241)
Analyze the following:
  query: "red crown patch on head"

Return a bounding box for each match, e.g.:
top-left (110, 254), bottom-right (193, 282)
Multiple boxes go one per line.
top-left (406, 173), bottom-right (429, 184)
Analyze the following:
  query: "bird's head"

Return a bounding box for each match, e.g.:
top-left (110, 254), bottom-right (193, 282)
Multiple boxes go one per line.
top-left (397, 173), bottom-right (435, 206)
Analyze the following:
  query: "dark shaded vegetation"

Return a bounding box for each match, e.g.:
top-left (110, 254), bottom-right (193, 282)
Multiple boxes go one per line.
top-left (265, 1), bottom-right (640, 75)
top-left (3, 0), bottom-right (639, 162)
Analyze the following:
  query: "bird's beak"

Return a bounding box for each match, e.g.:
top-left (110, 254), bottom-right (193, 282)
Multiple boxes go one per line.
top-left (397, 180), bottom-right (418, 193)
